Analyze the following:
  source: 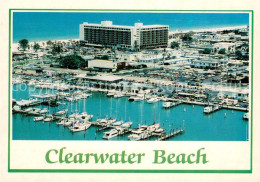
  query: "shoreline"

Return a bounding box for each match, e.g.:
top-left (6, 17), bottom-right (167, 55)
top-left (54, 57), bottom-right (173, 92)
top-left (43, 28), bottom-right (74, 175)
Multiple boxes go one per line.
top-left (170, 24), bottom-right (248, 34)
top-left (12, 24), bottom-right (248, 47)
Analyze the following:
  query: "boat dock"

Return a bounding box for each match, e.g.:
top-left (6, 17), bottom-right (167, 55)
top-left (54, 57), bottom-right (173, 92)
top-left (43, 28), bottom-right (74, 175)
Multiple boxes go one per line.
top-left (157, 128), bottom-right (185, 141)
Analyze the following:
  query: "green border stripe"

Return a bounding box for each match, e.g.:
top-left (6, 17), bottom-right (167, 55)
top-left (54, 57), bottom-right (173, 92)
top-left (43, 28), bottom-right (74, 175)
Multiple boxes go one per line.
top-left (9, 169), bottom-right (252, 173)
top-left (8, 9), bottom-right (253, 173)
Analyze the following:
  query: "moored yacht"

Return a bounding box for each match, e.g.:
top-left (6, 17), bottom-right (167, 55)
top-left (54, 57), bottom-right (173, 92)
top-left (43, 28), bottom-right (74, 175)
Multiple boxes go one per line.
top-left (103, 127), bottom-right (124, 139)
top-left (69, 121), bottom-right (91, 132)
top-left (55, 109), bottom-right (68, 116)
top-left (147, 97), bottom-right (159, 103)
top-left (34, 116), bottom-right (45, 122)
top-left (243, 113), bottom-right (249, 120)
top-left (204, 106), bottom-right (213, 113)
top-left (162, 101), bottom-right (175, 109)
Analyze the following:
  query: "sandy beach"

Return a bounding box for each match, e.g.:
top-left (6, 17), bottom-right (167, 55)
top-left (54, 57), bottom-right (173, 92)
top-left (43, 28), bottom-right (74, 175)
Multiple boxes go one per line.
top-left (169, 25), bottom-right (248, 34)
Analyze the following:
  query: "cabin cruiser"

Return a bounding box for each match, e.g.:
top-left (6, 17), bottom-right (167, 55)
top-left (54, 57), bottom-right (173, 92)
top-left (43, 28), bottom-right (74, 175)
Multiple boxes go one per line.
top-left (40, 108), bottom-right (49, 114)
top-left (107, 90), bottom-right (116, 97)
top-left (243, 113), bottom-right (249, 120)
top-left (147, 97), bottom-right (159, 103)
top-left (203, 106), bottom-right (213, 113)
top-left (55, 109), bottom-right (68, 116)
top-left (154, 127), bottom-right (165, 134)
top-left (162, 101), bottom-right (175, 109)
top-left (28, 108), bottom-right (41, 115)
top-left (56, 119), bottom-right (67, 125)
top-left (69, 121), bottom-right (91, 132)
top-left (128, 95), bottom-right (144, 102)
top-left (24, 107), bottom-right (33, 113)
top-left (13, 105), bottom-right (22, 112)
top-left (121, 122), bottom-right (133, 128)
top-left (75, 112), bottom-right (93, 122)
top-left (112, 121), bottom-right (123, 126)
top-left (43, 115), bottom-right (54, 122)
top-left (81, 93), bottom-right (91, 99)
top-left (97, 117), bottom-right (116, 125)
top-left (103, 127), bottom-right (124, 139)
top-left (114, 92), bottom-right (124, 98)
top-left (64, 118), bottom-right (75, 126)
top-left (34, 116), bottom-right (45, 122)
top-left (128, 130), bottom-right (149, 141)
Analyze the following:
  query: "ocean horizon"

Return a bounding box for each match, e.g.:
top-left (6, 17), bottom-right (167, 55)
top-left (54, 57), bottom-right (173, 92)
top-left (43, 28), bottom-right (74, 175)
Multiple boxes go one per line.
top-left (13, 12), bottom-right (249, 43)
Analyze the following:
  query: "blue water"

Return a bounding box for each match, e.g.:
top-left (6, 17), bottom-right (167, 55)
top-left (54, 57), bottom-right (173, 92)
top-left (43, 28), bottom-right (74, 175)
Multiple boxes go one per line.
top-left (13, 12), bottom-right (249, 42)
top-left (12, 84), bottom-right (249, 141)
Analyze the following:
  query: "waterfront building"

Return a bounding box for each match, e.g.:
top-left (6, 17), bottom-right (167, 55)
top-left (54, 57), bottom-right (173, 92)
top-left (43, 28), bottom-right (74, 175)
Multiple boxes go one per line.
top-left (87, 59), bottom-right (126, 72)
top-left (190, 59), bottom-right (228, 69)
top-left (74, 74), bottom-right (123, 84)
top-left (79, 21), bottom-right (169, 50)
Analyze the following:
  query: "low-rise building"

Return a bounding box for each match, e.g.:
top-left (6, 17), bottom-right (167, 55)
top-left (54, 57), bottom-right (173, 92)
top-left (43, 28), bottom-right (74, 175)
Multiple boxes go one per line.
top-left (190, 59), bottom-right (227, 69)
top-left (87, 59), bottom-right (125, 72)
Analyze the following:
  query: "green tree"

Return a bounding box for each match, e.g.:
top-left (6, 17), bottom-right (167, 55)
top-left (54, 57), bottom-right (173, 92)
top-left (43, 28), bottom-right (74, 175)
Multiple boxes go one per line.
top-left (202, 48), bottom-right (212, 54)
top-left (101, 55), bottom-right (109, 60)
top-left (170, 41), bottom-right (179, 49)
top-left (235, 50), bottom-right (243, 60)
top-left (58, 55), bottom-right (87, 69)
top-left (52, 44), bottom-right (63, 55)
top-left (218, 48), bottom-right (226, 54)
top-left (33, 42), bottom-right (40, 52)
top-left (19, 39), bottom-right (29, 51)
top-left (181, 33), bottom-right (193, 42)
top-left (47, 40), bottom-right (53, 46)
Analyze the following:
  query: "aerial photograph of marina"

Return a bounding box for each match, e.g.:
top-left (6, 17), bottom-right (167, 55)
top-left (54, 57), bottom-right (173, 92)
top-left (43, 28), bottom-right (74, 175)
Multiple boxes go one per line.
top-left (11, 12), bottom-right (250, 141)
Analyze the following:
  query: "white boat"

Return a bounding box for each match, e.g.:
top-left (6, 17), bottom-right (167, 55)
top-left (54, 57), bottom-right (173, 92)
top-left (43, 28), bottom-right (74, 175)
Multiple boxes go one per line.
top-left (56, 119), bottom-right (67, 125)
top-left (34, 116), bottom-right (45, 121)
top-left (16, 100), bottom-right (30, 106)
top-left (81, 93), bottom-right (91, 99)
top-left (65, 97), bottom-right (76, 102)
top-left (243, 113), bottom-right (249, 120)
top-left (203, 106), bottom-right (213, 113)
top-left (40, 108), bottom-right (49, 114)
top-left (103, 127), bottom-right (124, 139)
top-left (121, 122), bottom-right (133, 128)
top-left (24, 107), bottom-right (33, 113)
top-left (128, 130), bottom-right (149, 141)
top-left (147, 97), bottom-right (159, 103)
top-left (64, 118), bottom-right (76, 126)
top-left (69, 122), bottom-right (91, 132)
top-left (28, 108), bottom-right (41, 115)
top-left (114, 92), bottom-right (124, 98)
top-left (162, 102), bottom-right (175, 109)
top-left (128, 96), bottom-right (144, 102)
top-left (107, 91), bottom-right (116, 97)
top-left (112, 121), bottom-right (123, 126)
top-left (154, 128), bottom-right (165, 134)
top-left (97, 118), bottom-right (116, 125)
top-left (13, 105), bottom-right (22, 112)
top-left (146, 123), bottom-right (160, 132)
top-left (43, 115), bottom-right (54, 122)
top-left (55, 109), bottom-right (68, 116)
top-left (75, 112), bottom-right (93, 121)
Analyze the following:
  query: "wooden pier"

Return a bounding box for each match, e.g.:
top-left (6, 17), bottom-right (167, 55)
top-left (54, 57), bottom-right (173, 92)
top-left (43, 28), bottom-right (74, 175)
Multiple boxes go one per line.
top-left (157, 129), bottom-right (185, 141)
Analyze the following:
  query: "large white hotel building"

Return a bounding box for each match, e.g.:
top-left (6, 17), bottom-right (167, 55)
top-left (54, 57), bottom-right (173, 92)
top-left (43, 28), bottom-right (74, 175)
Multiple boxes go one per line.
top-left (79, 21), bottom-right (169, 50)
